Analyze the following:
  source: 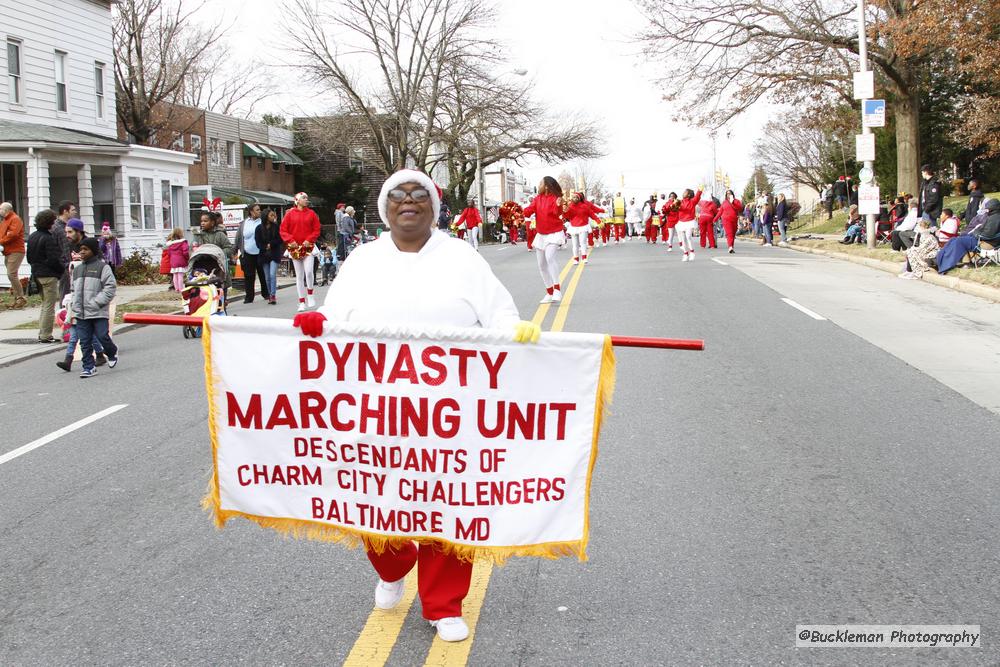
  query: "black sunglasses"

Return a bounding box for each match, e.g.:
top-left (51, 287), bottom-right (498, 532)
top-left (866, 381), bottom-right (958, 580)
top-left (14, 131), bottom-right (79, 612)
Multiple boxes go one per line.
top-left (387, 188), bottom-right (430, 203)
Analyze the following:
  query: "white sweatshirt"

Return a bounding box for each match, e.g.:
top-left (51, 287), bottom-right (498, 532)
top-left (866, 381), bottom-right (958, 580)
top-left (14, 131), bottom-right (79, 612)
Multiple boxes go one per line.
top-left (626, 203), bottom-right (642, 223)
top-left (320, 229), bottom-right (521, 330)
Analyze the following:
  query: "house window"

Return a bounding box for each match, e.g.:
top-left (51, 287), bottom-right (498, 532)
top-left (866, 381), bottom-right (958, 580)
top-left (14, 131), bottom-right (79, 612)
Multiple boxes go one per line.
top-left (243, 156), bottom-right (252, 169)
top-left (190, 134), bottom-right (202, 161)
top-left (170, 134), bottom-right (184, 151)
top-left (94, 62), bottom-right (105, 118)
top-left (350, 158), bottom-right (363, 174)
top-left (161, 181), bottom-right (172, 229)
top-left (7, 39), bottom-right (22, 105)
top-left (284, 163), bottom-right (291, 173)
top-left (54, 51), bottom-right (68, 112)
top-left (129, 176), bottom-right (155, 230)
top-left (271, 159), bottom-right (279, 172)
top-left (209, 138), bottom-right (220, 166)
top-left (257, 157), bottom-right (264, 170)
top-left (226, 141), bottom-right (235, 167)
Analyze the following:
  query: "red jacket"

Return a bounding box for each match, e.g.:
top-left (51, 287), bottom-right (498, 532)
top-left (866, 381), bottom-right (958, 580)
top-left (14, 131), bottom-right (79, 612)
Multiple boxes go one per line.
top-left (0, 211), bottom-right (26, 255)
top-left (715, 199), bottom-right (743, 224)
top-left (280, 207), bottom-right (321, 244)
top-left (677, 191), bottom-right (702, 222)
top-left (698, 199), bottom-right (719, 224)
top-left (165, 238), bottom-right (189, 269)
top-left (523, 194), bottom-right (565, 235)
top-left (456, 206), bottom-right (482, 228)
top-left (566, 201), bottom-right (600, 228)
top-left (661, 200), bottom-right (680, 226)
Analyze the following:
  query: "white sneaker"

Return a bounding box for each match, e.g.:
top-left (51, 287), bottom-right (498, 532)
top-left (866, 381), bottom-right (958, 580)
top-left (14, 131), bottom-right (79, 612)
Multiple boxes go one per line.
top-left (681, 254), bottom-right (689, 262)
top-left (551, 289), bottom-right (562, 303)
top-left (764, 242), bottom-right (774, 247)
top-left (540, 293), bottom-right (553, 304)
top-left (572, 257), bottom-right (579, 265)
top-left (667, 246), bottom-right (673, 252)
top-left (582, 256), bottom-right (588, 264)
top-left (307, 295), bottom-right (316, 308)
top-left (688, 252), bottom-right (695, 261)
top-left (297, 302), bottom-right (306, 312)
top-left (778, 241), bottom-right (788, 247)
top-left (374, 578), bottom-right (406, 610)
top-left (430, 617), bottom-right (469, 642)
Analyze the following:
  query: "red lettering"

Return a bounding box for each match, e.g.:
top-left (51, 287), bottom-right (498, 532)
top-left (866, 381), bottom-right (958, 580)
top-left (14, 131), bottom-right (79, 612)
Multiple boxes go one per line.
top-left (299, 391), bottom-right (328, 429)
top-left (311, 497), bottom-right (324, 519)
top-left (477, 399), bottom-right (505, 438)
top-left (359, 393), bottom-right (385, 435)
top-left (329, 393), bottom-right (355, 430)
top-left (549, 403), bottom-right (576, 440)
top-left (433, 398), bottom-right (461, 438)
top-left (265, 394), bottom-right (298, 429)
top-left (400, 397), bottom-right (429, 437)
top-left (506, 402), bottom-right (536, 440)
top-left (358, 343), bottom-right (386, 382)
top-left (326, 342), bottom-right (354, 381)
top-left (299, 340), bottom-right (324, 380)
top-left (479, 351), bottom-right (507, 389)
top-left (237, 464), bottom-right (251, 486)
top-left (387, 344), bottom-right (419, 384)
top-left (227, 392), bottom-right (261, 429)
top-left (449, 348), bottom-right (477, 386)
top-left (419, 346), bottom-right (447, 385)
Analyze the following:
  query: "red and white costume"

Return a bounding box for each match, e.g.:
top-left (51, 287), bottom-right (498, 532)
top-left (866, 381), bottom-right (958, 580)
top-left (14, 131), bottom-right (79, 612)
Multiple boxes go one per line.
top-left (565, 200), bottom-right (600, 263)
top-left (523, 192), bottom-right (566, 303)
top-left (280, 196), bottom-right (321, 308)
top-left (715, 197), bottom-right (743, 251)
top-left (676, 190), bottom-right (702, 261)
top-left (320, 169), bottom-right (520, 626)
top-left (455, 206), bottom-right (482, 250)
top-left (662, 198), bottom-right (680, 248)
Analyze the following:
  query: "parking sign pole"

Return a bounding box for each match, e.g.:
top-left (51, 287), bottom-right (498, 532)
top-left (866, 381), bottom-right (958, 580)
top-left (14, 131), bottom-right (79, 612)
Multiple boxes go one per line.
top-left (857, 0), bottom-right (876, 248)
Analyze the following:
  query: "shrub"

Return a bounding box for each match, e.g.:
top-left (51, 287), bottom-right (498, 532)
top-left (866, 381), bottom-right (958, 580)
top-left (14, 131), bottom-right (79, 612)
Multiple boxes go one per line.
top-left (117, 248), bottom-right (167, 285)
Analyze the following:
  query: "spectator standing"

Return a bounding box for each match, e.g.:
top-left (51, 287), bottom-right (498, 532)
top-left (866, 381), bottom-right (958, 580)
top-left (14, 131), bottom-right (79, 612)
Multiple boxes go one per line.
top-left (759, 201), bottom-right (775, 247)
top-left (165, 228), bottom-right (190, 293)
top-left (98, 224), bottom-right (123, 276)
top-left (194, 212), bottom-right (235, 290)
top-left (821, 183), bottom-right (834, 220)
top-left (26, 209), bottom-right (67, 342)
top-left (774, 193), bottom-right (790, 246)
top-left (72, 237), bottom-right (119, 377)
top-left (919, 165), bottom-right (943, 222)
top-left (236, 204), bottom-right (269, 303)
top-left (849, 183), bottom-right (859, 207)
top-left (54, 201), bottom-right (76, 298)
top-left (0, 202), bottom-right (27, 308)
top-left (254, 209), bottom-right (283, 305)
top-left (337, 205), bottom-right (357, 260)
top-left (961, 180), bottom-right (984, 225)
top-left (832, 177), bottom-right (848, 210)
top-left (437, 202), bottom-right (451, 231)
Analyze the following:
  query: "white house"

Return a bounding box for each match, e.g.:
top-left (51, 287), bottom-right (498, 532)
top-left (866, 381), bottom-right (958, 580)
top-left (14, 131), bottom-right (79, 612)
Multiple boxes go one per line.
top-left (0, 0), bottom-right (195, 287)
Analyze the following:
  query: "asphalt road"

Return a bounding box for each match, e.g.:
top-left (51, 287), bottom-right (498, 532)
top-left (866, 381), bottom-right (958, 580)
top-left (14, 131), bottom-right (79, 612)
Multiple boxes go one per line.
top-left (2, 238), bottom-right (998, 666)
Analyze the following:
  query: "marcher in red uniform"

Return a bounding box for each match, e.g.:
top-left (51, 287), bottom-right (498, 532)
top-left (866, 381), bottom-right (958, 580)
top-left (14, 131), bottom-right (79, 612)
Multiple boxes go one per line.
top-left (662, 193), bottom-right (680, 249)
top-left (642, 195), bottom-right (657, 243)
top-left (714, 190), bottom-right (743, 254)
top-left (280, 192), bottom-right (321, 310)
top-left (523, 176), bottom-right (566, 303)
top-left (455, 201), bottom-right (482, 251)
top-left (676, 188), bottom-right (702, 261)
top-left (565, 192), bottom-right (601, 264)
top-left (698, 195), bottom-right (719, 249)
top-left (294, 169), bottom-right (542, 644)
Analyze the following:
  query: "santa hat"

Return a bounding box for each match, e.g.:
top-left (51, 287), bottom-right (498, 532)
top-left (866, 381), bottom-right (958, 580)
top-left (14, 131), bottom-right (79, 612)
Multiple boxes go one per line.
top-left (101, 223), bottom-right (111, 234)
top-left (377, 169), bottom-right (441, 226)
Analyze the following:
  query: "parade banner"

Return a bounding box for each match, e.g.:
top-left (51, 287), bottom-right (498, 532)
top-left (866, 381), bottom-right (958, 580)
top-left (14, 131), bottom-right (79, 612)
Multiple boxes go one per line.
top-left (201, 317), bottom-right (615, 562)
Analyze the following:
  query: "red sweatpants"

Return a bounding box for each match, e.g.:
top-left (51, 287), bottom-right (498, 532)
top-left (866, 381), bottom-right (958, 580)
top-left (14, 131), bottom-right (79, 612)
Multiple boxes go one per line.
top-left (508, 224), bottom-right (519, 244)
top-left (722, 220), bottom-right (737, 249)
top-left (457, 228), bottom-right (466, 240)
top-left (644, 220), bottom-right (654, 243)
top-left (614, 223), bottom-right (625, 241)
top-left (526, 227), bottom-right (536, 249)
top-left (661, 223), bottom-right (671, 243)
top-left (698, 220), bottom-right (716, 248)
top-left (367, 542), bottom-right (473, 620)
top-left (600, 225), bottom-right (611, 244)
top-left (588, 230), bottom-right (596, 247)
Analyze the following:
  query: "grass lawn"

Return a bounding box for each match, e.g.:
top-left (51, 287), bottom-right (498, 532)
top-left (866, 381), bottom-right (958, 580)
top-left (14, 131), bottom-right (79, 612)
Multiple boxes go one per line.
top-left (792, 239), bottom-right (1000, 289)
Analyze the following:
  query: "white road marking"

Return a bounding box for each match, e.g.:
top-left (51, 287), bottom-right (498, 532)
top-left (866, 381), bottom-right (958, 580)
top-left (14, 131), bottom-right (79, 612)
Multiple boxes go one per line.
top-left (712, 258), bottom-right (729, 266)
top-left (781, 298), bottom-right (827, 321)
top-left (0, 404), bottom-right (129, 467)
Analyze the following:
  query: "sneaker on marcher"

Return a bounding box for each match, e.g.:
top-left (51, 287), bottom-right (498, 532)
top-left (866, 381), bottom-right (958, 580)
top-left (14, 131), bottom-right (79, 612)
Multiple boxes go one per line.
top-left (667, 246), bottom-right (672, 252)
top-left (572, 257), bottom-right (579, 265)
top-left (374, 578), bottom-right (406, 610)
top-left (429, 617), bottom-right (469, 642)
top-left (582, 256), bottom-right (588, 263)
top-left (307, 295), bottom-right (316, 308)
top-left (108, 355), bottom-right (118, 369)
top-left (681, 254), bottom-right (689, 262)
top-left (297, 302), bottom-right (306, 312)
top-left (551, 289), bottom-right (562, 303)
top-left (689, 252), bottom-right (695, 261)
top-left (79, 367), bottom-right (97, 378)
top-left (540, 293), bottom-right (553, 304)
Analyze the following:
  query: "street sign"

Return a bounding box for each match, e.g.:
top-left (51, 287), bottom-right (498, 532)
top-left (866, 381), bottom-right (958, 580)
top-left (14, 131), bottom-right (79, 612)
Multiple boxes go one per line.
top-left (858, 184), bottom-right (880, 215)
top-left (853, 71), bottom-right (874, 100)
top-left (856, 133), bottom-right (876, 162)
top-left (863, 99), bottom-right (886, 127)
top-left (858, 166), bottom-right (874, 183)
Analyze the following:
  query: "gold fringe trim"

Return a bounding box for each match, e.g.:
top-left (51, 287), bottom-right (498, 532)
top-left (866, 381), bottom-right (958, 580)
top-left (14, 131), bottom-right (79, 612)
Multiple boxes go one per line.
top-left (200, 326), bottom-right (617, 564)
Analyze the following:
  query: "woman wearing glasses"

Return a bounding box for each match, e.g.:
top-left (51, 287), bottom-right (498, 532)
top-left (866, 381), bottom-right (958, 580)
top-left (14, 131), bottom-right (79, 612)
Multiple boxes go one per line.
top-left (293, 169), bottom-right (540, 643)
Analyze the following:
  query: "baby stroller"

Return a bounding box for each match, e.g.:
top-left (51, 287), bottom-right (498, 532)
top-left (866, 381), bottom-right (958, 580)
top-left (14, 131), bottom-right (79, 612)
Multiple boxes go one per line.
top-left (181, 244), bottom-right (228, 339)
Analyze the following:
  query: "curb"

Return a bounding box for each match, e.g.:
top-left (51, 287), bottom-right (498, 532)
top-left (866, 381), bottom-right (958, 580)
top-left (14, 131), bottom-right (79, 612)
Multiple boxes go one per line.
top-left (0, 283), bottom-right (299, 369)
top-left (786, 242), bottom-right (1000, 305)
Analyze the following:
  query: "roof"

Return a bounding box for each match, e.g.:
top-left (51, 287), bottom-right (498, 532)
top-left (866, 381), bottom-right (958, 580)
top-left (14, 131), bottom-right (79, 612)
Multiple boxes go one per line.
top-left (0, 118), bottom-right (128, 149)
top-left (188, 186), bottom-right (295, 207)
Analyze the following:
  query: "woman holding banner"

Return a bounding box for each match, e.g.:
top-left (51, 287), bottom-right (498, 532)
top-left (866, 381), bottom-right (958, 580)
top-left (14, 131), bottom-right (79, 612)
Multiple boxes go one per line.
top-left (293, 169), bottom-right (540, 643)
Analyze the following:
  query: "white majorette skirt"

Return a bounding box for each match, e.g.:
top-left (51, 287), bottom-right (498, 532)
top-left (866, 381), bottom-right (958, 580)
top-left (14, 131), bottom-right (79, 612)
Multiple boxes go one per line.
top-left (531, 230), bottom-right (567, 249)
top-left (567, 225), bottom-right (589, 237)
top-left (676, 219), bottom-right (698, 233)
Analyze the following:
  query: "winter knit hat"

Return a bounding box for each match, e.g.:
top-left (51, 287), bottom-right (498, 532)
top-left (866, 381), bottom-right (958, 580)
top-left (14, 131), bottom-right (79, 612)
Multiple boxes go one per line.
top-left (67, 218), bottom-right (85, 231)
top-left (79, 237), bottom-right (100, 255)
top-left (377, 169), bottom-right (441, 226)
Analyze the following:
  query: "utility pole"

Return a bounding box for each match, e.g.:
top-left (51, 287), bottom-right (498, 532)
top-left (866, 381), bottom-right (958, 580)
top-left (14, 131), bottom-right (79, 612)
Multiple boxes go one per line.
top-left (476, 127), bottom-right (485, 227)
top-left (858, 0), bottom-right (876, 248)
top-left (711, 130), bottom-right (718, 197)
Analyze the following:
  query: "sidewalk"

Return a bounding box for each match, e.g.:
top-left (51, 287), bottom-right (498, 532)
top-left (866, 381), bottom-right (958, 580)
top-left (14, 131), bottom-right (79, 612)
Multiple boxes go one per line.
top-left (0, 278), bottom-right (296, 367)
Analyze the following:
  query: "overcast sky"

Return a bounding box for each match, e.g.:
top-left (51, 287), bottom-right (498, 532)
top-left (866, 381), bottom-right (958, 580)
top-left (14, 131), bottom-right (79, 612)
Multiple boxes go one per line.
top-left (201, 0), bottom-right (774, 199)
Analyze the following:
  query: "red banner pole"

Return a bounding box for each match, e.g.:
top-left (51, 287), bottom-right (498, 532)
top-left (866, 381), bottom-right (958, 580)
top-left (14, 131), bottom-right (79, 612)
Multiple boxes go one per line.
top-left (123, 314), bottom-right (705, 350)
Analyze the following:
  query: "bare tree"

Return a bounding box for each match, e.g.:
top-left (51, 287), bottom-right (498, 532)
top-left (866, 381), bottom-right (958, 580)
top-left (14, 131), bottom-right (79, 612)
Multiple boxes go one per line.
top-left (177, 58), bottom-right (274, 118)
top-left (114, 0), bottom-right (222, 144)
top-left (754, 109), bottom-right (854, 193)
top-left (635, 0), bottom-right (923, 196)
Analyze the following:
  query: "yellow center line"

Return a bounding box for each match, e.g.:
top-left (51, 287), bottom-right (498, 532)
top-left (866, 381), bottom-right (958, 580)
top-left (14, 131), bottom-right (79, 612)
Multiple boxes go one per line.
top-left (530, 250), bottom-right (591, 327)
top-left (419, 245), bottom-right (592, 667)
top-left (342, 570), bottom-right (419, 667)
